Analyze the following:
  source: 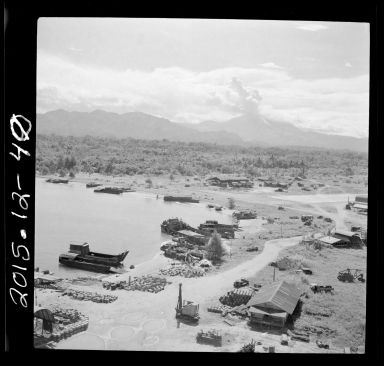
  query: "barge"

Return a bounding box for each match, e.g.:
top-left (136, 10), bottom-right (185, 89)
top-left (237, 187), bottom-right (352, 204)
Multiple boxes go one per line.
top-left (164, 196), bottom-right (199, 203)
top-left (86, 182), bottom-right (102, 188)
top-left (46, 178), bottom-right (69, 184)
top-left (94, 186), bottom-right (124, 194)
top-left (59, 242), bottom-right (128, 273)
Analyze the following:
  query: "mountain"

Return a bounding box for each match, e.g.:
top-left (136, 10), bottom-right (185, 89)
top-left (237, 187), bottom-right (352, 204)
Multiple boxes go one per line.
top-left (189, 112), bottom-right (368, 152)
top-left (37, 109), bottom-right (368, 152)
top-left (36, 110), bottom-right (244, 145)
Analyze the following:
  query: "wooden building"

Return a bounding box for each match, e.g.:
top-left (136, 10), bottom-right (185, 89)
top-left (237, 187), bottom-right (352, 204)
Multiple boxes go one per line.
top-left (246, 280), bottom-right (301, 329)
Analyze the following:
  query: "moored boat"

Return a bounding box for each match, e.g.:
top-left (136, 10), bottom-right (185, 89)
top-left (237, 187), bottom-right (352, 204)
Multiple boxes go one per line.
top-left (59, 242), bottom-right (128, 273)
top-left (46, 178), bottom-right (69, 184)
top-left (94, 186), bottom-right (124, 194)
top-left (164, 196), bottom-right (199, 203)
top-left (86, 182), bottom-right (102, 188)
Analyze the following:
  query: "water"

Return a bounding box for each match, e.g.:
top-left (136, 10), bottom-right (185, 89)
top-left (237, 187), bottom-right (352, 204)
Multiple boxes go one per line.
top-left (35, 178), bottom-right (233, 278)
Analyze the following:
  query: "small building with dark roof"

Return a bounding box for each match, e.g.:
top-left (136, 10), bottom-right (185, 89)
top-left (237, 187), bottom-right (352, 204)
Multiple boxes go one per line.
top-left (333, 230), bottom-right (363, 247)
top-left (246, 280), bottom-right (302, 329)
top-left (206, 175), bottom-right (253, 188)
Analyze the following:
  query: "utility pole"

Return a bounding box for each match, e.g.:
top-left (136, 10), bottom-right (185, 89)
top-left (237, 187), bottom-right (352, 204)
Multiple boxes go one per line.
top-left (280, 220), bottom-right (283, 238)
top-left (273, 266), bottom-right (276, 282)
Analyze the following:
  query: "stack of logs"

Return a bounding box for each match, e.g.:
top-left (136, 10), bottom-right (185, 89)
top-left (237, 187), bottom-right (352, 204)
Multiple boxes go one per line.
top-left (62, 288), bottom-right (117, 303)
top-left (103, 275), bottom-right (170, 293)
top-left (219, 288), bottom-right (254, 307)
top-left (159, 263), bottom-right (206, 277)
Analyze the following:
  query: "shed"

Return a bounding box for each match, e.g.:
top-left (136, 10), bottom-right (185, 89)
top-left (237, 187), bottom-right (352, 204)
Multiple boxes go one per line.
top-left (333, 230), bottom-right (363, 246)
top-left (246, 280), bottom-right (301, 315)
top-left (34, 307), bottom-right (55, 333)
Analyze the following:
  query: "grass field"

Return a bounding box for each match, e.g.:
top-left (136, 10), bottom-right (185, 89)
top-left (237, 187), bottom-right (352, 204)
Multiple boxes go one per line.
top-left (247, 243), bottom-right (366, 348)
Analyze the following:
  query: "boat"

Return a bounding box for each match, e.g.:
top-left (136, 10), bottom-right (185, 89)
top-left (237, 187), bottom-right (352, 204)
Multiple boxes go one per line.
top-left (59, 253), bottom-right (124, 274)
top-left (94, 186), bottom-right (124, 194)
top-left (121, 187), bottom-right (136, 192)
top-left (68, 242), bottom-right (128, 265)
top-left (46, 178), bottom-right (68, 184)
top-left (215, 206), bottom-right (222, 211)
top-left (59, 242), bottom-right (129, 273)
top-left (164, 196), bottom-right (199, 203)
top-left (86, 182), bottom-right (102, 188)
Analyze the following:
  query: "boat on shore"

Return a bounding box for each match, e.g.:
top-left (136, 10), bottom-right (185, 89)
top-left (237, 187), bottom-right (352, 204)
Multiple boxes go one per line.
top-left (59, 254), bottom-right (125, 273)
top-left (86, 182), bottom-right (102, 188)
top-left (94, 186), bottom-right (124, 194)
top-left (46, 178), bottom-right (69, 184)
top-left (59, 242), bottom-right (128, 273)
top-left (164, 196), bottom-right (199, 203)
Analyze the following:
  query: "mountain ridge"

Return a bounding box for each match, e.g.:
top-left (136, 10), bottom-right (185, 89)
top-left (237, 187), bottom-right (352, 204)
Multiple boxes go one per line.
top-left (36, 110), bottom-right (368, 152)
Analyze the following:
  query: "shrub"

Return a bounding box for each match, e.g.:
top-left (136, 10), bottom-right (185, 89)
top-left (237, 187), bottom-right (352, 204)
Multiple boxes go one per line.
top-left (205, 231), bottom-right (225, 263)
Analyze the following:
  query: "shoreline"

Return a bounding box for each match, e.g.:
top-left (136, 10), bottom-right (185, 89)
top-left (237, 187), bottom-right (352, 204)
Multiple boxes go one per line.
top-left (35, 173), bottom-right (363, 282)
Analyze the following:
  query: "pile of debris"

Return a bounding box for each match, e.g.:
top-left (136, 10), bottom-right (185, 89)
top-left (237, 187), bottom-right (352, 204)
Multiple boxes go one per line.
top-left (159, 263), bottom-right (206, 277)
top-left (49, 307), bottom-right (89, 342)
top-left (51, 307), bottom-right (84, 323)
top-left (62, 288), bottom-right (117, 303)
top-left (219, 288), bottom-right (254, 307)
top-left (104, 275), bottom-right (170, 293)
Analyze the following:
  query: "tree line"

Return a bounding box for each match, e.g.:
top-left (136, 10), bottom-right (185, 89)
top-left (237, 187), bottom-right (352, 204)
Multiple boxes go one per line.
top-left (36, 134), bottom-right (368, 178)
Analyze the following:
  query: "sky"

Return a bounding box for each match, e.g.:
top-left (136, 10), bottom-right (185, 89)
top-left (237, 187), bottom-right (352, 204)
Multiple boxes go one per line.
top-left (37, 18), bottom-right (370, 138)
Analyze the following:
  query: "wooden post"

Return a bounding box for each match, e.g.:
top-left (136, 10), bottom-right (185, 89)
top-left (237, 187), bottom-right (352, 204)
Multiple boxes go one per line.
top-left (273, 266), bottom-right (276, 282)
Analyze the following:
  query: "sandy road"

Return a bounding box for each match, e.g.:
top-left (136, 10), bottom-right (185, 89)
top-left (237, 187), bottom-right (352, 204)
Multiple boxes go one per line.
top-left (55, 235), bottom-right (303, 351)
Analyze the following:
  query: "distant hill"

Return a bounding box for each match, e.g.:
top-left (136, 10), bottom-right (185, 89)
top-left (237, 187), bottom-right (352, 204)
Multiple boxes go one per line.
top-left (189, 112), bottom-right (368, 152)
top-left (37, 109), bottom-right (368, 152)
top-left (36, 110), bottom-right (244, 146)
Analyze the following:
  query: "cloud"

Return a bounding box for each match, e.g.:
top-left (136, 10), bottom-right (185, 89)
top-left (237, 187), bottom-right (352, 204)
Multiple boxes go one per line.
top-left (37, 52), bottom-right (369, 137)
top-left (259, 62), bottom-right (284, 70)
top-left (296, 24), bottom-right (328, 32)
top-left (345, 62), bottom-right (353, 67)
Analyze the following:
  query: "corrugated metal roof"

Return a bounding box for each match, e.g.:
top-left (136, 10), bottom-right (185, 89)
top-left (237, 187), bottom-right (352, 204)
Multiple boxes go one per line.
top-left (318, 236), bottom-right (344, 244)
top-left (246, 280), bottom-right (301, 315)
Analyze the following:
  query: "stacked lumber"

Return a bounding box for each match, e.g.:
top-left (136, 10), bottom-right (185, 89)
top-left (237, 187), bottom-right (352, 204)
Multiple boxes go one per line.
top-left (103, 275), bottom-right (170, 293)
top-left (62, 288), bottom-right (117, 303)
top-left (219, 288), bottom-right (254, 307)
top-left (207, 304), bottom-right (232, 314)
top-left (159, 263), bottom-right (206, 277)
